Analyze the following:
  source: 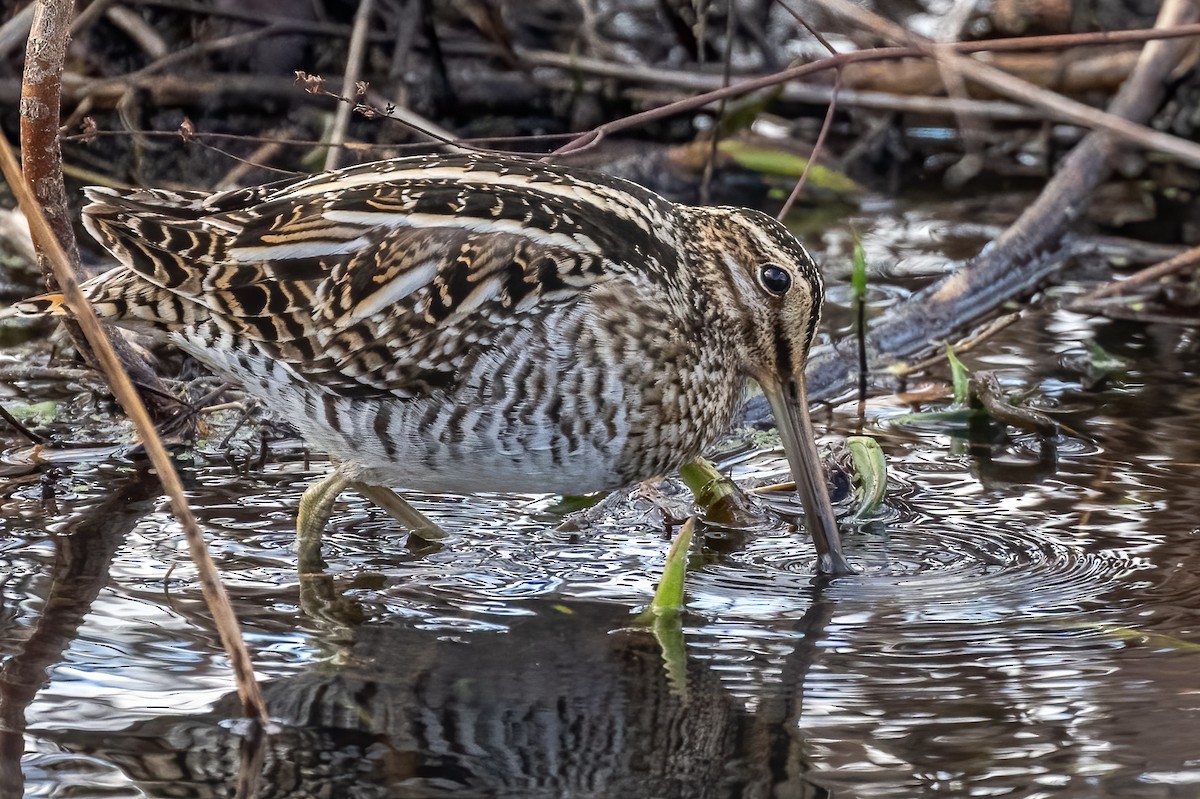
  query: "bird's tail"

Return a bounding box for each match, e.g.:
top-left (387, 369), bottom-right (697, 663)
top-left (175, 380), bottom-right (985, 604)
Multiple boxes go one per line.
top-left (2, 291), bottom-right (71, 320)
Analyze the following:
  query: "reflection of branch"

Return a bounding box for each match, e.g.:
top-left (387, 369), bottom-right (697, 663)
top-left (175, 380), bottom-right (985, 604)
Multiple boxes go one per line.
top-left (0, 470), bottom-right (160, 797)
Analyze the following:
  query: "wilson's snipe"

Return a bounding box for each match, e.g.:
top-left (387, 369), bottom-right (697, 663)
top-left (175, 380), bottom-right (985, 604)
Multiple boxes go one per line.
top-left (16, 153), bottom-right (852, 576)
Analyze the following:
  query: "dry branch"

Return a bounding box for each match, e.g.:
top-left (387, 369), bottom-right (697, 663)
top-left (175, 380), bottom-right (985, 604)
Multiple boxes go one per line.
top-left (0, 132), bottom-right (269, 725)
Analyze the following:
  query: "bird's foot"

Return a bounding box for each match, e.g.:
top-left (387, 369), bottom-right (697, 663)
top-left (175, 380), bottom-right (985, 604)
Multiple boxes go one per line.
top-left (297, 470), bottom-right (351, 573)
top-left (352, 482), bottom-right (447, 542)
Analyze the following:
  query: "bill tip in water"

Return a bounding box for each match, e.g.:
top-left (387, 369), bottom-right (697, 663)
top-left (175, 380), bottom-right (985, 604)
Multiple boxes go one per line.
top-left (817, 548), bottom-right (857, 577)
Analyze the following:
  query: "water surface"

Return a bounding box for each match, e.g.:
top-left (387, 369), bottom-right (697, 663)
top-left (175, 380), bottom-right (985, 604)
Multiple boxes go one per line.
top-left (3, 194), bottom-right (1199, 798)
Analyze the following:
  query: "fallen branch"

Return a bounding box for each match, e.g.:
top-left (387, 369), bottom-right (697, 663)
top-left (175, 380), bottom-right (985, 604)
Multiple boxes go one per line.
top-left (781, 0), bottom-right (1198, 408)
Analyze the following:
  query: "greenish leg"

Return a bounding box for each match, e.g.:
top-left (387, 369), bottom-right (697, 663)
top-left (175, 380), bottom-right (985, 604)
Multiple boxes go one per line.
top-left (297, 469), bottom-right (351, 574)
top-left (297, 469), bottom-right (447, 575)
top-left (353, 482), bottom-right (447, 542)
top-left (678, 457), bottom-right (756, 526)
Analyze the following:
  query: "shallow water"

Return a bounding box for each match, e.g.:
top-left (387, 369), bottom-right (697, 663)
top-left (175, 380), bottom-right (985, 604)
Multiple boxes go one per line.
top-left (3, 194), bottom-right (1200, 798)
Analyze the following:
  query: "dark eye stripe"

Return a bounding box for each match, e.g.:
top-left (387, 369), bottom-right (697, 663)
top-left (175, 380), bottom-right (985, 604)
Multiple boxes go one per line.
top-left (774, 323), bottom-right (793, 372)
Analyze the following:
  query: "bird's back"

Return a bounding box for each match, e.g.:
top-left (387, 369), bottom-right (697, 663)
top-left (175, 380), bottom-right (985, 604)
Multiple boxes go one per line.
top-left (52, 155), bottom-right (744, 493)
top-left (75, 154), bottom-right (682, 397)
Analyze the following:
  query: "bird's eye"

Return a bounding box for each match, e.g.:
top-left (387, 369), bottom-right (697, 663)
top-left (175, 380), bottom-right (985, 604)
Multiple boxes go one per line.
top-left (758, 264), bottom-right (791, 295)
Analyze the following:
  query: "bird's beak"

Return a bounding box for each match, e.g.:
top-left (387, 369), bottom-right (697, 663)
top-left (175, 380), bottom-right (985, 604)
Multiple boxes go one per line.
top-left (760, 373), bottom-right (854, 576)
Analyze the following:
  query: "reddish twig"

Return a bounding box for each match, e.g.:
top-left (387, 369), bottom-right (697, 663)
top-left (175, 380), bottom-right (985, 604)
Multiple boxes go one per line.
top-left (776, 0), bottom-right (842, 220)
top-left (20, 0), bottom-right (176, 422)
top-left (778, 70), bottom-right (841, 220)
top-left (550, 23), bottom-right (1200, 160)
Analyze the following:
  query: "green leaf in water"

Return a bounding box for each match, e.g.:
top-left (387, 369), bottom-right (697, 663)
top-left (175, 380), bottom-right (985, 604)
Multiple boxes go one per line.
top-left (648, 517), bottom-right (695, 618)
top-left (846, 435), bottom-right (886, 520)
top-left (633, 517), bottom-right (696, 700)
top-left (945, 343), bottom-right (971, 406)
top-left (544, 492), bottom-right (606, 515)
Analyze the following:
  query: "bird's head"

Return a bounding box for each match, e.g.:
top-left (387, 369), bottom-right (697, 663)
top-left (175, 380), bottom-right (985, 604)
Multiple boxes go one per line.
top-left (690, 206), bottom-right (853, 576)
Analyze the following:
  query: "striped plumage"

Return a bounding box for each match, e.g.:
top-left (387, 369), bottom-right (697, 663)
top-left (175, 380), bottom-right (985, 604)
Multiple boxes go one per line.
top-left (19, 153), bottom-right (851, 575)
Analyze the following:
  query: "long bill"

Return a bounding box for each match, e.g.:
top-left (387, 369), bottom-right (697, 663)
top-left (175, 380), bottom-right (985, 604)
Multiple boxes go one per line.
top-left (760, 374), bottom-right (854, 577)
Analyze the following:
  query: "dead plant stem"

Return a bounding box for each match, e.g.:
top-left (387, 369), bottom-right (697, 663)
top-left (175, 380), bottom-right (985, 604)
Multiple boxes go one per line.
top-left (0, 133), bottom-right (268, 725)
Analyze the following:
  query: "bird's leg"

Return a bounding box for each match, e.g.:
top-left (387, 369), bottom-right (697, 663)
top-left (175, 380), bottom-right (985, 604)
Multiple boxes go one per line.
top-left (297, 468), bottom-right (351, 573)
top-left (296, 466), bottom-right (372, 635)
top-left (678, 458), bottom-right (759, 526)
top-left (352, 482), bottom-right (447, 542)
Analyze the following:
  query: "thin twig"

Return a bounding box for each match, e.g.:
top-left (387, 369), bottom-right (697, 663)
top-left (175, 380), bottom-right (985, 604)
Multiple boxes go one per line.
top-left (777, 70), bottom-right (841, 220)
top-left (325, 0), bottom-right (375, 171)
top-left (775, 0), bottom-right (843, 220)
top-left (809, 0), bottom-right (1200, 168)
top-left (782, 0), bottom-right (838, 53)
top-left (0, 134), bottom-right (268, 724)
top-left (1072, 244), bottom-right (1200, 304)
top-left (296, 72), bottom-right (471, 153)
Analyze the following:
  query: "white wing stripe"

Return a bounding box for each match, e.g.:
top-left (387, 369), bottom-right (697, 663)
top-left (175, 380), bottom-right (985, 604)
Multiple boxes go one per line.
top-left (322, 210), bottom-right (601, 254)
top-left (345, 258), bottom-right (442, 324)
